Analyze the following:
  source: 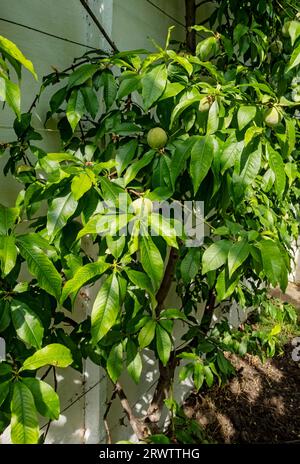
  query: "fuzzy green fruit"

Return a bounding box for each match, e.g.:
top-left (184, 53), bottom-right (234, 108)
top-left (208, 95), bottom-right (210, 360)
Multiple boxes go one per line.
top-left (282, 21), bottom-right (291, 37)
top-left (264, 107), bottom-right (281, 127)
top-left (147, 127), bottom-right (168, 149)
top-left (196, 37), bottom-right (219, 62)
top-left (131, 198), bottom-right (153, 216)
top-left (199, 97), bottom-right (212, 113)
top-left (270, 40), bottom-right (283, 54)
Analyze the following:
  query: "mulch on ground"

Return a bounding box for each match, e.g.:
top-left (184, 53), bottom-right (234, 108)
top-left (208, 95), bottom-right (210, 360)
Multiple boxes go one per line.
top-left (183, 343), bottom-right (300, 443)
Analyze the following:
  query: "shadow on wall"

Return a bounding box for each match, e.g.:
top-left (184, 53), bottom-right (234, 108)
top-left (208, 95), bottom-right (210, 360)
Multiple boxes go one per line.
top-left (183, 343), bottom-right (300, 444)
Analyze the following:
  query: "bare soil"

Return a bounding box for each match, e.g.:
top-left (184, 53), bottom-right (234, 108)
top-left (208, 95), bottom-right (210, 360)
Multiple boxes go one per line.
top-left (183, 343), bottom-right (300, 443)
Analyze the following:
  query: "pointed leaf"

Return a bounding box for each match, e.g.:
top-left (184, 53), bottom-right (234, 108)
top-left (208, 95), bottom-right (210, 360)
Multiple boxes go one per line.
top-left (138, 319), bottom-right (156, 349)
top-left (16, 235), bottom-right (62, 300)
top-left (228, 239), bottom-right (250, 277)
top-left (10, 382), bottom-right (39, 444)
top-left (61, 260), bottom-right (110, 303)
top-left (11, 299), bottom-right (44, 349)
top-left (20, 344), bottom-right (73, 371)
top-left (0, 235), bottom-right (17, 276)
top-left (142, 64), bottom-right (168, 110)
top-left (66, 89), bottom-right (85, 132)
top-left (22, 378), bottom-right (60, 420)
top-left (190, 135), bottom-right (215, 193)
top-left (156, 324), bottom-right (172, 366)
top-left (107, 342), bottom-right (123, 382)
top-left (140, 235), bottom-right (164, 291)
top-left (47, 192), bottom-right (78, 240)
top-left (91, 274), bottom-right (120, 344)
top-left (202, 240), bottom-right (231, 274)
top-left (126, 339), bottom-right (142, 384)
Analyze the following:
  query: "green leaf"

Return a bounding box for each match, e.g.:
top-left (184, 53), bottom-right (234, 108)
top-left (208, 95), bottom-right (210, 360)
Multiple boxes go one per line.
top-left (0, 380), bottom-right (10, 407)
top-left (237, 106), bottom-right (256, 131)
top-left (194, 363), bottom-right (204, 391)
top-left (118, 74), bottom-right (141, 99)
top-left (257, 240), bottom-right (287, 290)
top-left (107, 342), bottom-right (123, 382)
top-left (288, 20), bottom-right (300, 46)
top-left (138, 319), bottom-right (156, 349)
top-left (22, 378), bottom-right (60, 420)
top-left (50, 87), bottom-right (67, 113)
top-left (124, 149), bottom-right (155, 186)
top-left (47, 192), bottom-right (78, 240)
top-left (156, 324), bottom-right (172, 366)
top-left (0, 235), bottom-right (17, 276)
top-left (286, 43), bottom-right (300, 72)
top-left (66, 89), bottom-right (85, 132)
top-left (228, 239), bottom-right (250, 278)
top-left (116, 140), bottom-right (138, 176)
top-left (220, 137), bottom-right (244, 174)
top-left (0, 35), bottom-right (37, 78)
top-left (71, 173), bottom-right (93, 200)
top-left (239, 141), bottom-right (262, 185)
top-left (20, 344), bottom-right (73, 371)
top-left (5, 79), bottom-right (21, 117)
top-left (125, 269), bottom-right (154, 295)
top-left (267, 145), bottom-right (286, 197)
top-left (140, 235), bottom-right (164, 291)
top-left (149, 213), bottom-right (178, 248)
top-left (0, 300), bottom-right (11, 332)
top-left (244, 126), bottom-right (263, 145)
top-left (11, 299), bottom-right (44, 349)
top-left (142, 64), bottom-right (168, 110)
top-left (203, 365), bottom-right (214, 387)
top-left (10, 382), bottom-right (39, 444)
top-left (216, 268), bottom-right (240, 301)
top-left (0, 204), bottom-right (19, 235)
top-left (67, 64), bottom-right (98, 89)
top-left (80, 87), bottom-right (99, 118)
top-left (160, 308), bottom-right (187, 321)
top-left (16, 235), bottom-right (62, 300)
top-left (100, 69), bottom-right (117, 109)
top-left (126, 339), bottom-right (142, 384)
top-left (170, 96), bottom-right (201, 128)
top-left (207, 100), bottom-right (219, 135)
top-left (202, 240), bottom-right (231, 274)
top-left (106, 235), bottom-right (126, 259)
top-left (91, 273), bottom-right (120, 344)
top-left (190, 135), bottom-right (215, 194)
top-left (180, 248), bottom-right (201, 285)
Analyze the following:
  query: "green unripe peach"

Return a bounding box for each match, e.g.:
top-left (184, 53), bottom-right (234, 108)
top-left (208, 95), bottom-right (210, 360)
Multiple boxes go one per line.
top-left (197, 37), bottom-right (219, 62)
top-left (199, 97), bottom-right (212, 113)
top-left (264, 107), bottom-right (282, 127)
top-left (147, 127), bottom-right (168, 149)
top-left (131, 198), bottom-right (153, 216)
top-left (270, 40), bottom-right (283, 54)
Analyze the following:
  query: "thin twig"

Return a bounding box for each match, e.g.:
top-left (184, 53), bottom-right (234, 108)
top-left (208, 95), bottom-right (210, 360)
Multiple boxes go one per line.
top-left (79, 0), bottom-right (118, 52)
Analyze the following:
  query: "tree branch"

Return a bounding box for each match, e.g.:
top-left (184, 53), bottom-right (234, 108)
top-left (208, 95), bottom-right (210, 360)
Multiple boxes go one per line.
top-left (115, 382), bottom-right (149, 440)
top-left (79, 0), bottom-right (118, 52)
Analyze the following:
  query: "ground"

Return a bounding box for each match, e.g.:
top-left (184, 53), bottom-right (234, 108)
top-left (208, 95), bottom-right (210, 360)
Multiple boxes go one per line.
top-left (183, 283), bottom-right (300, 444)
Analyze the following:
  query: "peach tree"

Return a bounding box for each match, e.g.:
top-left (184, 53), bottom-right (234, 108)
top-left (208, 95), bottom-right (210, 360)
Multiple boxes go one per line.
top-left (0, 0), bottom-right (300, 443)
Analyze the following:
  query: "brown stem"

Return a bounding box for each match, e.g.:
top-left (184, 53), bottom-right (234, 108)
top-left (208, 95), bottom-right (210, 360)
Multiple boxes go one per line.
top-left (156, 247), bottom-right (178, 315)
top-left (185, 0), bottom-right (197, 52)
top-left (79, 0), bottom-right (118, 52)
top-left (145, 353), bottom-right (178, 426)
top-left (145, 248), bottom-right (178, 424)
top-left (103, 387), bottom-right (118, 444)
top-left (115, 382), bottom-right (149, 440)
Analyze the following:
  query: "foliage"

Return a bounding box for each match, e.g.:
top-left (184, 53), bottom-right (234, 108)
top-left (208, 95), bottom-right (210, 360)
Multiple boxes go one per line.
top-left (0, 0), bottom-right (300, 443)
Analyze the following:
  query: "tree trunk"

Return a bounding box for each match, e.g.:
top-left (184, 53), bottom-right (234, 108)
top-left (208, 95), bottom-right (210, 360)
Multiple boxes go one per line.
top-left (185, 0), bottom-right (196, 52)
